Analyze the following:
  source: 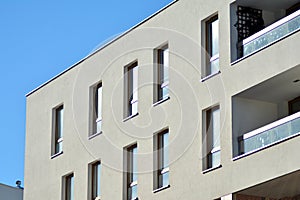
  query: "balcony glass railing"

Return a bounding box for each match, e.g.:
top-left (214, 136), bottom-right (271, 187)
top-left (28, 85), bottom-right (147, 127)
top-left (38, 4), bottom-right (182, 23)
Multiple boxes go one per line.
top-left (243, 9), bottom-right (300, 57)
top-left (239, 112), bottom-right (300, 155)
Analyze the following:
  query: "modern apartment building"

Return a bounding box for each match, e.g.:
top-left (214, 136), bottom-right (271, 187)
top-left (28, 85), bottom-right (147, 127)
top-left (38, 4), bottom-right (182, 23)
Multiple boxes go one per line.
top-left (24, 0), bottom-right (300, 199)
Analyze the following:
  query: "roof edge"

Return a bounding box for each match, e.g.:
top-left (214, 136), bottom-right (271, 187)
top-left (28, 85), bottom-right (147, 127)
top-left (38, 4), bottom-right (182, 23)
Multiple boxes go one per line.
top-left (0, 183), bottom-right (23, 191)
top-left (26, 0), bottom-right (178, 97)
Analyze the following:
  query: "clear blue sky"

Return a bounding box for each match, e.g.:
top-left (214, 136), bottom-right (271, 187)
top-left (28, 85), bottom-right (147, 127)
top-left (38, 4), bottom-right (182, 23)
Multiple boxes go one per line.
top-left (0, 0), bottom-right (173, 187)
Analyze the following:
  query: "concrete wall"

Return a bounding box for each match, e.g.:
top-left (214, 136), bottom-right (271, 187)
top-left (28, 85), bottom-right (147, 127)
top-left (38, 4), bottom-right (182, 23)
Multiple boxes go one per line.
top-left (24, 0), bottom-right (300, 199)
top-left (0, 184), bottom-right (23, 200)
top-left (232, 97), bottom-right (278, 156)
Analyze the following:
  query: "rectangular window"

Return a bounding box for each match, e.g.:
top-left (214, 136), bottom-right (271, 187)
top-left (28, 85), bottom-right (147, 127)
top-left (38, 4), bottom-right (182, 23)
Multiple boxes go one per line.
top-left (52, 105), bottom-right (64, 155)
top-left (63, 173), bottom-right (74, 200)
top-left (204, 15), bottom-right (219, 77)
top-left (203, 106), bottom-right (220, 170)
top-left (154, 45), bottom-right (169, 103)
top-left (124, 144), bottom-right (138, 200)
top-left (124, 62), bottom-right (138, 118)
top-left (89, 161), bottom-right (101, 200)
top-left (90, 82), bottom-right (102, 136)
top-left (154, 129), bottom-right (169, 190)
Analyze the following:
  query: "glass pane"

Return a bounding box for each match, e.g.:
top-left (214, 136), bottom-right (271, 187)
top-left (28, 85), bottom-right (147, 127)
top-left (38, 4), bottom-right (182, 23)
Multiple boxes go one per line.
top-left (243, 12), bottom-right (300, 57)
top-left (210, 58), bottom-right (219, 74)
top-left (96, 121), bottom-right (102, 133)
top-left (131, 184), bottom-right (138, 200)
top-left (163, 133), bottom-right (169, 168)
top-left (128, 68), bottom-right (133, 103)
top-left (97, 86), bottom-right (102, 120)
top-left (162, 86), bottom-right (169, 99)
top-left (97, 163), bottom-right (101, 197)
top-left (58, 107), bottom-right (64, 138)
top-left (212, 108), bottom-right (220, 148)
top-left (211, 19), bottom-right (219, 57)
top-left (211, 150), bottom-right (220, 168)
top-left (291, 117), bottom-right (300, 134)
top-left (132, 102), bottom-right (138, 115)
top-left (66, 175), bottom-right (74, 200)
top-left (132, 66), bottom-right (138, 102)
top-left (55, 107), bottom-right (63, 154)
top-left (241, 115), bottom-right (300, 154)
top-left (129, 66), bottom-right (138, 115)
top-left (70, 176), bottom-right (74, 200)
top-left (162, 171), bottom-right (169, 187)
top-left (163, 48), bottom-right (169, 81)
top-left (57, 141), bottom-right (63, 153)
top-left (132, 147), bottom-right (137, 182)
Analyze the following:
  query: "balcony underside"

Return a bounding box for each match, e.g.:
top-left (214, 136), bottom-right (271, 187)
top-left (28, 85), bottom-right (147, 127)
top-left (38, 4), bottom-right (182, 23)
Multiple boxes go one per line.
top-left (235, 169), bottom-right (300, 200)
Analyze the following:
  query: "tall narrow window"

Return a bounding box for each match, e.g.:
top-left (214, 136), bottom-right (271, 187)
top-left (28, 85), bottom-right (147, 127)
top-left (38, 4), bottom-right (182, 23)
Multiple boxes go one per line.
top-left (52, 105), bottom-right (64, 155)
top-left (89, 161), bottom-right (101, 200)
top-left (124, 144), bottom-right (138, 200)
top-left (205, 15), bottom-right (219, 77)
top-left (203, 106), bottom-right (220, 170)
top-left (154, 129), bottom-right (169, 190)
top-left (90, 82), bottom-right (102, 136)
top-left (63, 173), bottom-right (74, 200)
top-left (154, 45), bottom-right (169, 103)
top-left (124, 62), bottom-right (138, 119)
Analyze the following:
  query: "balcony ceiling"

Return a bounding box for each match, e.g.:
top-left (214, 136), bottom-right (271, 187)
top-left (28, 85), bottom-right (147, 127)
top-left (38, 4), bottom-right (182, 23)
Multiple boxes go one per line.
top-left (237, 65), bottom-right (300, 103)
top-left (238, 0), bottom-right (300, 10)
top-left (238, 169), bottom-right (300, 199)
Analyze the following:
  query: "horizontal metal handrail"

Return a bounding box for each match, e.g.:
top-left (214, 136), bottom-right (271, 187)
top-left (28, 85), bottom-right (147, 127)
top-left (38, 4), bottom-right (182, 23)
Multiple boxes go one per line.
top-left (241, 111), bottom-right (300, 140)
top-left (243, 9), bottom-right (300, 45)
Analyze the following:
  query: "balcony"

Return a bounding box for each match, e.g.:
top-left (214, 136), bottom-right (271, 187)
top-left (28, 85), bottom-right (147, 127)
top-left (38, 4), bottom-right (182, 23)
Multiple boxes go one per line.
top-left (232, 66), bottom-right (300, 157)
top-left (230, 0), bottom-right (300, 62)
top-left (238, 111), bottom-right (300, 155)
top-left (243, 9), bottom-right (300, 57)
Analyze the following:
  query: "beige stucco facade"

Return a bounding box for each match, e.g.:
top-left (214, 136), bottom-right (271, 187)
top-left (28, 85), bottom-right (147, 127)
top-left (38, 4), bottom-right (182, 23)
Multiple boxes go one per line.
top-left (25, 0), bottom-right (300, 199)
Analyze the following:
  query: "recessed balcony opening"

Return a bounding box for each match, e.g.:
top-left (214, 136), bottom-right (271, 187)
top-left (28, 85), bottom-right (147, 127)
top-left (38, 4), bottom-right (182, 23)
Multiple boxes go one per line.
top-left (234, 170), bottom-right (300, 200)
top-left (230, 0), bottom-right (300, 62)
top-left (232, 66), bottom-right (300, 157)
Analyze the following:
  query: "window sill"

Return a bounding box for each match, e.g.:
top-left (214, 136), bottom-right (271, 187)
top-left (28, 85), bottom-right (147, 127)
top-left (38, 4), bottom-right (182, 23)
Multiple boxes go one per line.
top-left (88, 131), bottom-right (102, 140)
top-left (153, 184), bottom-right (170, 193)
top-left (51, 151), bottom-right (63, 159)
top-left (200, 70), bottom-right (221, 82)
top-left (123, 113), bottom-right (139, 122)
top-left (202, 164), bottom-right (222, 174)
top-left (153, 96), bottom-right (170, 107)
